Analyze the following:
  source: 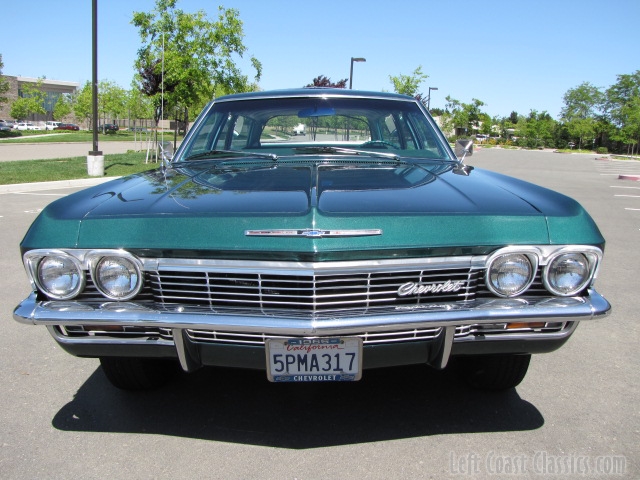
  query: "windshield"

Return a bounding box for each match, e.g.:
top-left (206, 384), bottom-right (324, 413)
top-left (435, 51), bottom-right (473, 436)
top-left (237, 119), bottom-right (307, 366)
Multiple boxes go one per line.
top-left (178, 96), bottom-right (451, 162)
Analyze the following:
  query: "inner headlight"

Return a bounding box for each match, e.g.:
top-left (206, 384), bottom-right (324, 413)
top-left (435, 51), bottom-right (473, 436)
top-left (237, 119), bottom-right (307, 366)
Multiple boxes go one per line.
top-left (37, 255), bottom-right (84, 300)
top-left (486, 253), bottom-right (535, 297)
top-left (544, 253), bottom-right (591, 296)
top-left (92, 256), bottom-right (142, 300)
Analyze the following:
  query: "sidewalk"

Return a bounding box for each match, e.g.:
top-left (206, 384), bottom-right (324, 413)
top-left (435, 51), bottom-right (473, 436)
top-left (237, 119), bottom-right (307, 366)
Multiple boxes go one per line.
top-left (0, 176), bottom-right (118, 194)
top-left (0, 141), bottom-right (144, 162)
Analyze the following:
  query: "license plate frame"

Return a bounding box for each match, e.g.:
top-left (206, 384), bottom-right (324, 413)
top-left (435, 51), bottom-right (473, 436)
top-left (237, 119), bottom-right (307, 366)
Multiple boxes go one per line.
top-left (265, 337), bottom-right (363, 382)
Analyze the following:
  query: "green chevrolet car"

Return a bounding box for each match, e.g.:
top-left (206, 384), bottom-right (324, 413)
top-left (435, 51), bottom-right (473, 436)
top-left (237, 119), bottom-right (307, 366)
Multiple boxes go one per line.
top-left (14, 89), bottom-right (611, 391)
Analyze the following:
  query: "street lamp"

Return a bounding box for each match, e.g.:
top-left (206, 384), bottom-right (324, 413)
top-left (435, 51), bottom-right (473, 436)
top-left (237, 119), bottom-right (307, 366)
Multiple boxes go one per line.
top-left (427, 87), bottom-right (438, 110)
top-left (349, 57), bottom-right (366, 89)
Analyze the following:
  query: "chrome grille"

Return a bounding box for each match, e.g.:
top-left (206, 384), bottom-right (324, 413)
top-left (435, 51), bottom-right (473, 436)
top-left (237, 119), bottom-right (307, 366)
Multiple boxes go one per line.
top-left (148, 267), bottom-right (480, 316)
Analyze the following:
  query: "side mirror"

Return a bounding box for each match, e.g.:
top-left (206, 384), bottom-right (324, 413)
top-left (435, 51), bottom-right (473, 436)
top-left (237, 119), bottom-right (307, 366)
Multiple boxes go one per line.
top-left (455, 139), bottom-right (473, 158)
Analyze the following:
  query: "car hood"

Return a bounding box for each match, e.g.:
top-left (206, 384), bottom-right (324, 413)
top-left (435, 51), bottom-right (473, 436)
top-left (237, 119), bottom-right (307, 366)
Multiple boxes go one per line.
top-left (22, 159), bottom-right (604, 259)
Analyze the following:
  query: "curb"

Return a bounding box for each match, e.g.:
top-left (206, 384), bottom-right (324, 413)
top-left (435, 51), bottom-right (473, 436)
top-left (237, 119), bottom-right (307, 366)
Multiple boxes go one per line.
top-left (618, 175), bottom-right (640, 182)
top-left (0, 177), bottom-right (118, 194)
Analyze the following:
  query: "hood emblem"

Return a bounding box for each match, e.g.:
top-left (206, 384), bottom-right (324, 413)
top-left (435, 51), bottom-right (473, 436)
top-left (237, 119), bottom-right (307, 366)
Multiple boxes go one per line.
top-left (245, 229), bottom-right (382, 238)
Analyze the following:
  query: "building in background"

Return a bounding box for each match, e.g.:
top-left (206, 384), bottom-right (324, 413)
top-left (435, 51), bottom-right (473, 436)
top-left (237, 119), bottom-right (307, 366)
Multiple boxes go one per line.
top-left (0, 76), bottom-right (79, 122)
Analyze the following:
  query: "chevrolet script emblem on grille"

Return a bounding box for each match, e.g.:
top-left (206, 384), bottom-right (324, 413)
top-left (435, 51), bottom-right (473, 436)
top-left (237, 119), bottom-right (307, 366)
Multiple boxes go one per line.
top-left (245, 229), bottom-right (382, 238)
top-left (397, 281), bottom-right (466, 296)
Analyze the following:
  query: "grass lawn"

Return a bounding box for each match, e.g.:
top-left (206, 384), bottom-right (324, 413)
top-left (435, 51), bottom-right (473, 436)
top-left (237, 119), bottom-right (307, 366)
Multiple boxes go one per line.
top-left (0, 151), bottom-right (160, 185)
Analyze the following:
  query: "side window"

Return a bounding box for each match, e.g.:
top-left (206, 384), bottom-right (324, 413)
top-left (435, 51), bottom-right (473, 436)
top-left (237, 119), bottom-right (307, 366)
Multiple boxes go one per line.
top-left (381, 114), bottom-right (399, 145)
top-left (230, 116), bottom-right (252, 150)
top-left (380, 114), bottom-right (418, 150)
top-left (211, 114), bottom-right (255, 150)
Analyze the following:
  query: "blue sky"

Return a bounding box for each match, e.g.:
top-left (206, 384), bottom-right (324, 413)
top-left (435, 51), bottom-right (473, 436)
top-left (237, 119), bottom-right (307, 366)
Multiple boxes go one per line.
top-left (2, 0), bottom-right (638, 119)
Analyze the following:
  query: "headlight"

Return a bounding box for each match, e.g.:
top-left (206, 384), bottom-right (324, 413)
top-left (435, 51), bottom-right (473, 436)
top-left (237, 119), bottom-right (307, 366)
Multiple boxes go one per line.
top-left (544, 253), bottom-right (591, 296)
top-left (486, 253), bottom-right (535, 297)
top-left (92, 255), bottom-right (143, 300)
top-left (36, 255), bottom-right (84, 300)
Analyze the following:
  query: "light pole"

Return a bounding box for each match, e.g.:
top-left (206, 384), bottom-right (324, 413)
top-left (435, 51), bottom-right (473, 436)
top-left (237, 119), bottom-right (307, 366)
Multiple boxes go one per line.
top-left (349, 57), bottom-right (366, 89)
top-left (87, 0), bottom-right (104, 176)
top-left (427, 87), bottom-right (438, 111)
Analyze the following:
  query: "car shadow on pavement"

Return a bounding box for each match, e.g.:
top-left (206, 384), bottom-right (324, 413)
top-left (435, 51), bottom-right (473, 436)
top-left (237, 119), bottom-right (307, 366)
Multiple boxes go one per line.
top-left (52, 364), bottom-right (543, 448)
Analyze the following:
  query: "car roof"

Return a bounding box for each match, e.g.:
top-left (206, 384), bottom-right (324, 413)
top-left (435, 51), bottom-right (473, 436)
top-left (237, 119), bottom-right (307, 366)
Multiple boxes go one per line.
top-left (214, 88), bottom-right (417, 103)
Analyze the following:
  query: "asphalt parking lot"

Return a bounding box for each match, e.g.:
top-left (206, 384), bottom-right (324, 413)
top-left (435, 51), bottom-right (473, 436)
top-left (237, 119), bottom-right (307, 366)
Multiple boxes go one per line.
top-left (0, 148), bottom-right (638, 479)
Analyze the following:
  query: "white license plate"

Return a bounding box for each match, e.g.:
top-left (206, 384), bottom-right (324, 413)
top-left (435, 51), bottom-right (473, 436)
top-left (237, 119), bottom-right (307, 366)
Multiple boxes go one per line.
top-left (265, 337), bottom-right (363, 382)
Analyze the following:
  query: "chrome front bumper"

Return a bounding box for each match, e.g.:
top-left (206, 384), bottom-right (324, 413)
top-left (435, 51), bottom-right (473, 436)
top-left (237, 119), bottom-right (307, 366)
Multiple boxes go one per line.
top-left (14, 289), bottom-right (611, 333)
top-left (14, 290), bottom-right (611, 371)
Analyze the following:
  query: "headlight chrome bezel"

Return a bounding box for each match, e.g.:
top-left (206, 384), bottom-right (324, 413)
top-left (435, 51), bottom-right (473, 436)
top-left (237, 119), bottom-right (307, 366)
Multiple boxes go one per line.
top-left (543, 250), bottom-right (598, 296)
top-left (27, 250), bottom-right (86, 300)
top-left (485, 249), bottom-right (539, 298)
top-left (24, 249), bottom-right (144, 301)
top-left (485, 246), bottom-right (602, 298)
top-left (87, 251), bottom-right (144, 301)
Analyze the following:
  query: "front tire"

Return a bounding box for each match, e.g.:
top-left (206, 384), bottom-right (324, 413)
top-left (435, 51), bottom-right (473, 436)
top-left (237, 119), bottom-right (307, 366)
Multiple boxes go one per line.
top-left (456, 354), bottom-right (531, 391)
top-left (99, 357), bottom-right (180, 391)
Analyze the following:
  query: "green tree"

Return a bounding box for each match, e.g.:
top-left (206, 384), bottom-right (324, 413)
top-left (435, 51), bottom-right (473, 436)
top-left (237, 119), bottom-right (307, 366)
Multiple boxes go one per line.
top-left (561, 82), bottom-right (603, 120)
top-left (10, 78), bottom-right (46, 121)
top-left (126, 88), bottom-right (155, 125)
top-left (98, 80), bottom-right (127, 127)
top-left (520, 110), bottom-right (556, 148)
top-left (443, 96), bottom-right (487, 136)
top-left (605, 71), bottom-right (640, 154)
top-left (389, 66), bottom-right (429, 105)
top-left (53, 94), bottom-right (72, 121)
top-left (73, 81), bottom-right (93, 127)
top-left (0, 54), bottom-right (10, 109)
top-left (132, 0), bottom-right (261, 129)
top-left (561, 82), bottom-right (604, 150)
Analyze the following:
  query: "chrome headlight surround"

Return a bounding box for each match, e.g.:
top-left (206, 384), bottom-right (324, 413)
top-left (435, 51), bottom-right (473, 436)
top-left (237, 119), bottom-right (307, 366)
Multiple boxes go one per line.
top-left (543, 249), bottom-right (600, 296)
top-left (87, 251), bottom-right (144, 301)
top-left (25, 250), bottom-right (86, 300)
top-left (485, 248), bottom-right (539, 298)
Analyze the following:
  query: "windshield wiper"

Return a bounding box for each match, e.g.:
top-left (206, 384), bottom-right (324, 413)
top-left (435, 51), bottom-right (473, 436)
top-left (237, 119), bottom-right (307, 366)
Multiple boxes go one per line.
top-left (294, 146), bottom-right (400, 161)
top-left (178, 149), bottom-right (278, 163)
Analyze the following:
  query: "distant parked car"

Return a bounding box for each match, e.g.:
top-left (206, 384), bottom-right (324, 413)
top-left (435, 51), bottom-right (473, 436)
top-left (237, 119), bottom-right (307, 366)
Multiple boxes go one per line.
top-left (0, 119), bottom-right (15, 128)
top-left (99, 124), bottom-right (119, 134)
top-left (45, 121), bottom-right (61, 130)
top-left (14, 122), bottom-right (43, 131)
top-left (0, 122), bottom-right (12, 132)
top-left (54, 123), bottom-right (80, 131)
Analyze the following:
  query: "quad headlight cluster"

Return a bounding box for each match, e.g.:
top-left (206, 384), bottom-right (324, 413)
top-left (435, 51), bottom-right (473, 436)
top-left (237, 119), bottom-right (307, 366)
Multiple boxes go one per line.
top-left (23, 246), bottom-right (603, 302)
top-left (485, 246), bottom-right (602, 298)
top-left (25, 250), bottom-right (143, 301)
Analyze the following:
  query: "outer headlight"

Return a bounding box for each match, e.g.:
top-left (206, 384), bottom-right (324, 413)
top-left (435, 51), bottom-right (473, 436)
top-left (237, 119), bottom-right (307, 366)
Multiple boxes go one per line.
top-left (544, 253), bottom-right (591, 296)
top-left (92, 255), bottom-right (143, 300)
top-left (36, 255), bottom-right (84, 300)
top-left (486, 253), bottom-right (535, 297)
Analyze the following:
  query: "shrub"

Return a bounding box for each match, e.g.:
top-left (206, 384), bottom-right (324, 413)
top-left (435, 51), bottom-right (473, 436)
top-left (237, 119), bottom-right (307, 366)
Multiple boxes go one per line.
top-left (597, 147), bottom-right (608, 154)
